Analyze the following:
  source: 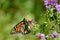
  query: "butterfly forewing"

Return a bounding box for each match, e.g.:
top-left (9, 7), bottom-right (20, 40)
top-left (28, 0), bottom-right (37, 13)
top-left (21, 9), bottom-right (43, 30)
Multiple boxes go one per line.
top-left (10, 22), bottom-right (24, 34)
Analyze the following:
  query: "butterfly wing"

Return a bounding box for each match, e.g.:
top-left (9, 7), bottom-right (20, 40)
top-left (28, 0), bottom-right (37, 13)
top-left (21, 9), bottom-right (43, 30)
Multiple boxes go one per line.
top-left (10, 22), bottom-right (24, 34)
top-left (22, 19), bottom-right (31, 34)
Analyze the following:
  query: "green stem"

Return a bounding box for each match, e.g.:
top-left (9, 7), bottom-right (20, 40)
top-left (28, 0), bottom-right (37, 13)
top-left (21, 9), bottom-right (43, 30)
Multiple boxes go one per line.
top-left (57, 12), bottom-right (60, 32)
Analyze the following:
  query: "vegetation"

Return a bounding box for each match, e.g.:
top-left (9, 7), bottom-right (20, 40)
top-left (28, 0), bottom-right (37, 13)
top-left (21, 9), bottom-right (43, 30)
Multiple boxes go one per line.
top-left (0, 0), bottom-right (60, 40)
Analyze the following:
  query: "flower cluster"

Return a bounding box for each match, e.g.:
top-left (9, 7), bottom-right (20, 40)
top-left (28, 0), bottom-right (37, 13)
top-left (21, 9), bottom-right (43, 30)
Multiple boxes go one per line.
top-left (44, 0), bottom-right (57, 6)
top-left (44, 0), bottom-right (60, 13)
top-left (49, 32), bottom-right (60, 38)
top-left (36, 32), bottom-right (60, 40)
top-left (36, 33), bottom-right (46, 40)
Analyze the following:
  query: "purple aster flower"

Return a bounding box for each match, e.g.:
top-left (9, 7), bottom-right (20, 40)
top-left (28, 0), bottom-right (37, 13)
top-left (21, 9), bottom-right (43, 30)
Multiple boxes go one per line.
top-left (28, 18), bottom-right (34, 24)
top-left (44, 0), bottom-right (57, 6)
top-left (49, 32), bottom-right (60, 38)
top-left (55, 4), bottom-right (60, 13)
top-left (44, 0), bottom-right (57, 8)
top-left (36, 33), bottom-right (41, 38)
top-left (36, 33), bottom-right (46, 40)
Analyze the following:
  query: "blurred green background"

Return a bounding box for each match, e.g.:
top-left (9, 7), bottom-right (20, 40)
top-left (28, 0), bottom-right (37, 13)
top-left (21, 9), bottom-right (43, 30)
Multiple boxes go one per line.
top-left (0, 0), bottom-right (60, 40)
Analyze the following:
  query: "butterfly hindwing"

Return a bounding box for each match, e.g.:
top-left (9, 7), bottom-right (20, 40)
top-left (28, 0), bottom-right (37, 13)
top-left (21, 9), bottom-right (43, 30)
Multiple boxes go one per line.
top-left (21, 18), bottom-right (31, 34)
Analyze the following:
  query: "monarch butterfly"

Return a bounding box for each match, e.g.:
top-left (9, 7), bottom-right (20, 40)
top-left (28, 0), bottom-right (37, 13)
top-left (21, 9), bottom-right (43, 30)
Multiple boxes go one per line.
top-left (10, 18), bottom-right (31, 35)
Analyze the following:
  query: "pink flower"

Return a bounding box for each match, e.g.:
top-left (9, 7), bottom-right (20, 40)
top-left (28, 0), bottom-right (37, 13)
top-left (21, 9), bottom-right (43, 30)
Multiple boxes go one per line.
top-left (44, 0), bottom-right (57, 9)
top-left (50, 32), bottom-right (60, 38)
top-left (44, 0), bottom-right (57, 6)
top-left (36, 33), bottom-right (46, 40)
top-left (28, 18), bottom-right (34, 24)
top-left (55, 4), bottom-right (60, 13)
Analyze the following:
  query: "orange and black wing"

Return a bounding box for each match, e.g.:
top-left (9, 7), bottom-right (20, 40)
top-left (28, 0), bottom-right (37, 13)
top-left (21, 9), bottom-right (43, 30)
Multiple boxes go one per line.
top-left (10, 22), bottom-right (24, 34)
top-left (21, 18), bottom-right (31, 34)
